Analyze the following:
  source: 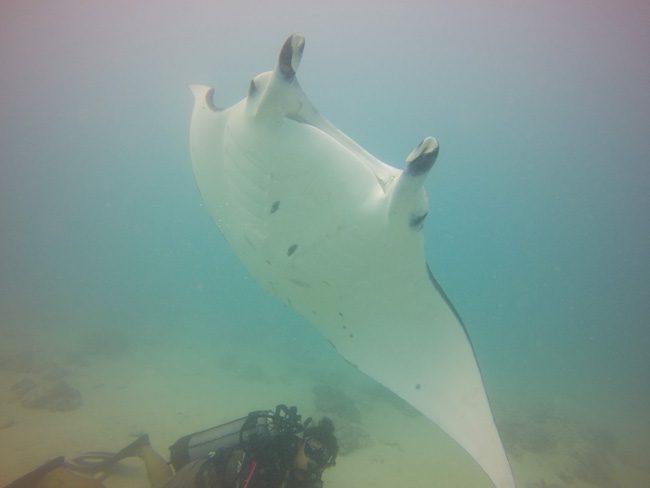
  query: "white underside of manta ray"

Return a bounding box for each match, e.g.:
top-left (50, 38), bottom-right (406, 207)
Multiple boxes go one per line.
top-left (189, 33), bottom-right (516, 488)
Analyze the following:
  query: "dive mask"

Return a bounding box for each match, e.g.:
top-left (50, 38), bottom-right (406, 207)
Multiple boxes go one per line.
top-left (303, 437), bottom-right (335, 467)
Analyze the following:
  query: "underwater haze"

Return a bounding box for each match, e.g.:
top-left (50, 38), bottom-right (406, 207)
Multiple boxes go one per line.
top-left (1, 1), bottom-right (649, 487)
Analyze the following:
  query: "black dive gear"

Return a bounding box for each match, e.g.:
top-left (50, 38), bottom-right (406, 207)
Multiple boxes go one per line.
top-left (303, 437), bottom-right (335, 468)
top-left (170, 408), bottom-right (274, 471)
top-left (169, 404), bottom-right (332, 488)
top-left (169, 404), bottom-right (309, 469)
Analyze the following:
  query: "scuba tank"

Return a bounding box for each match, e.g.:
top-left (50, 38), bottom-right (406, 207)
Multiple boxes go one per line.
top-left (169, 404), bottom-right (308, 472)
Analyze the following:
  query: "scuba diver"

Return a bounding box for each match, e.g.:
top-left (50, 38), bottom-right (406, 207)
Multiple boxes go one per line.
top-left (4, 405), bottom-right (338, 488)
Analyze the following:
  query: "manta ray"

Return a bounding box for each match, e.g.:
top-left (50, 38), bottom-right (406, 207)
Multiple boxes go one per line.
top-left (189, 33), bottom-right (516, 488)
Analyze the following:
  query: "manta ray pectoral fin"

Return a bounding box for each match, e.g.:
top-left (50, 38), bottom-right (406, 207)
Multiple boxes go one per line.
top-left (387, 137), bottom-right (439, 228)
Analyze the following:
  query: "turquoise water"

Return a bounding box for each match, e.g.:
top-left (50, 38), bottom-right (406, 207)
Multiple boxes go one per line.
top-left (1, 1), bottom-right (649, 487)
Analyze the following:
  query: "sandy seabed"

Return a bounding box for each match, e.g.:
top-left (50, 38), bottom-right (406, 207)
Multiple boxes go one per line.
top-left (1, 322), bottom-right (648, 488)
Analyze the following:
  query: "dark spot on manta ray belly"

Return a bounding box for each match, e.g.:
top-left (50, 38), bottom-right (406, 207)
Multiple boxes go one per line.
top-left (287, 244), bottom-right (298, 256)
top-left (270, 200), bottom-right (280, 213)
top-left (415, 383), bottom-right (421, 390)
top-left (410, 212), bottom-right (428, 230)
